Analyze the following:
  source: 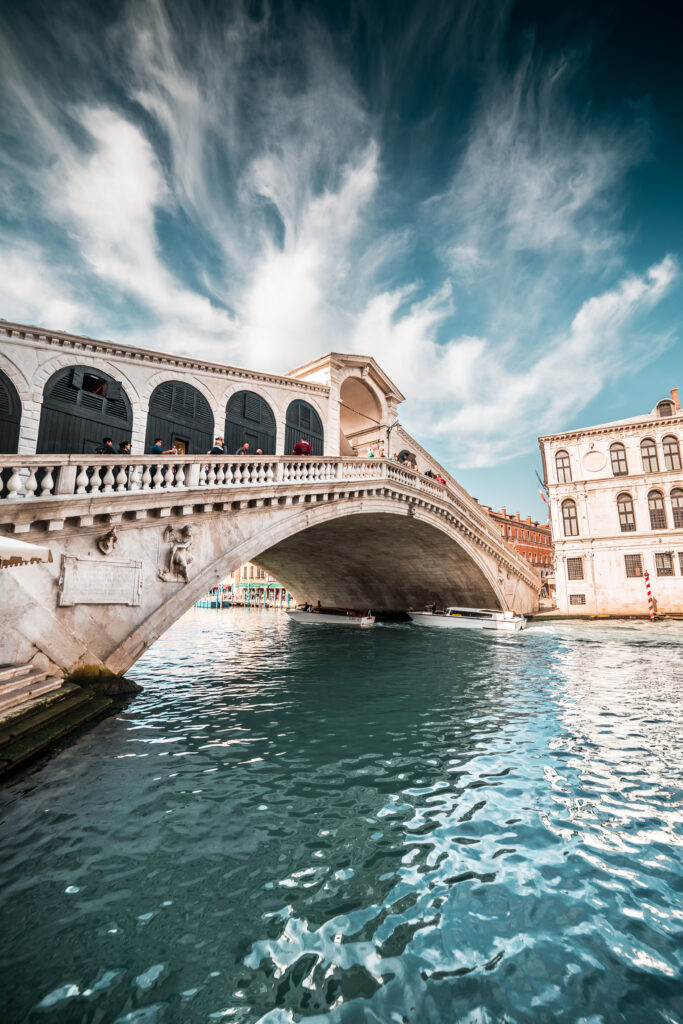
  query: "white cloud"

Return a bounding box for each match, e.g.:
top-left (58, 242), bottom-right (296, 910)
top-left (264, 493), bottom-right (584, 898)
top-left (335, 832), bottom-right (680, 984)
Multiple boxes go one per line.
top-left (0, 0), bottom-right (678, 479)
top-left (0, 239), bottom-right (87, 331)
top-left (358, 257), bottom-right (677, 468)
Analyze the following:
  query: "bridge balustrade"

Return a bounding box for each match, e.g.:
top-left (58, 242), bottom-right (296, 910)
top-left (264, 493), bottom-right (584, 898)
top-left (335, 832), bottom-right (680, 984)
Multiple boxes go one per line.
top-left (0, 455), bottom-right (446, 501)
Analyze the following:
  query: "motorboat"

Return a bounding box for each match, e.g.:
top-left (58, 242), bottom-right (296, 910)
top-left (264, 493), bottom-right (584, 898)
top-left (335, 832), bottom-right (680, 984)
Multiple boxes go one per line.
top-left (408, 606), bottom-right (526, 632)
top-left (286, 606), bottom-right (375, 628)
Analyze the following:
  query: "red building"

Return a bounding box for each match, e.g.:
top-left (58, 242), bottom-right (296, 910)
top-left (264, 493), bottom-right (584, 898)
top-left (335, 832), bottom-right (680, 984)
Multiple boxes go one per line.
top-left (480, 506), bottom-right (554, 579)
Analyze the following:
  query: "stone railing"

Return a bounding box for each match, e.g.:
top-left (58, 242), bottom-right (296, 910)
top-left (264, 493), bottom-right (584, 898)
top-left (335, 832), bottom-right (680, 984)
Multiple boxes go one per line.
top-left (0, 454), bottom-right (540, 585)
top-left (0, 454), bottom-right (446, 501)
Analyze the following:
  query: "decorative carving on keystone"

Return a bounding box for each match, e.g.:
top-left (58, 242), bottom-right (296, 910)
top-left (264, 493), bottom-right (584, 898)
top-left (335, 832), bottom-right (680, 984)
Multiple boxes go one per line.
top-left (96, 526), bottom-right (118, 556)
top-left (158, 525), bottom-right (194, 583)
top-left (407, 501), bottom-right (417, 517)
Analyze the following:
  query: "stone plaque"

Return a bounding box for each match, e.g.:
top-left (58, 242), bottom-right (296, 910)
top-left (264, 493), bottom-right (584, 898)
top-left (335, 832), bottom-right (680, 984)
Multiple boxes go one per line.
top-left (58, 555), bottom-right (142, 607)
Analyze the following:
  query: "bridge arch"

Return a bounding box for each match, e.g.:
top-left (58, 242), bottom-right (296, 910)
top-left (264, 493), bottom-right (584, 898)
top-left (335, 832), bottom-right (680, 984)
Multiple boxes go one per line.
top-left (145, 380), bottom-right (215, 455)
top-left (108, 497), bottom-right (509, 673)
top-left (339, 375), bottom-right (384, 454)
top-left (285, 399), bottom-right (324, 456)
top-left (225, 390), bottom-right (277, 455)
top-left (0, 368), bottom-right (21, 454)
top-left (37, 365), bottom-right (133, 454)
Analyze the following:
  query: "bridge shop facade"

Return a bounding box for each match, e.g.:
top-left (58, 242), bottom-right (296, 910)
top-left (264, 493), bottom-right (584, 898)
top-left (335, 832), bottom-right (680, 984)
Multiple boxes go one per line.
top-left (0, 321), bottom-right (406, 462)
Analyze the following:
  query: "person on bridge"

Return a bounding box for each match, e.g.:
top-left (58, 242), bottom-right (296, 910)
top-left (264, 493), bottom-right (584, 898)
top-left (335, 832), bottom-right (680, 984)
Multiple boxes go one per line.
top-left (96, 437), bottom-right (116, 455)
top-left (209, 437), bottom-right (226, 455)
top-left (235, 442), bottom-right (250, 456)
top-left (293, 438), bottom-right (312, 456)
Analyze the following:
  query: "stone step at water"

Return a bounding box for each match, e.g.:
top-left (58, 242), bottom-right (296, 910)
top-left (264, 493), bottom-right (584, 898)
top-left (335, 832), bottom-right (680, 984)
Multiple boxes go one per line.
top-left (0, 685), bottom-right (112, 776)
top-left (0, 663), bottom-right (35, 685)
top-left (0, 683), bottom-right (91, 745)
top-left (0, 670), bottom-right (59, 715)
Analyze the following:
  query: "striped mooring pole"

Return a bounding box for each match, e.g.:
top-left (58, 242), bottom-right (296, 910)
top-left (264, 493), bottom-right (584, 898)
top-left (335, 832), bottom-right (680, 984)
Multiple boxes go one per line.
top-left (644, 570), bottom-right (655, 621)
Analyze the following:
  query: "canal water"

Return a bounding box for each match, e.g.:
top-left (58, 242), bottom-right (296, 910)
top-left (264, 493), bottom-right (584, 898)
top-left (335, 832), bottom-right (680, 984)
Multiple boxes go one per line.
top-left (1, 610), bottom-right (682, 1024)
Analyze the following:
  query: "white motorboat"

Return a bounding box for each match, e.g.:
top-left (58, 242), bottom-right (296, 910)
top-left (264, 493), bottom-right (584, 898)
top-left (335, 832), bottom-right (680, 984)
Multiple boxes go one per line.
top-left (286, 607), bottom-right (375, 628)
top-left (408, 606), bottom-right (526, 632)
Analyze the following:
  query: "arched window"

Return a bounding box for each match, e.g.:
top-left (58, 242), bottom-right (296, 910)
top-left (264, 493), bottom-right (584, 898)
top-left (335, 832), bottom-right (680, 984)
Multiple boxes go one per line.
top-left (648, 490), bottom-right (666, 530)
top-left (555, 450), bottom-right (572, 483)
top-left (225, 391), bottom-right (276, 455)
top-left (641, 438), bottom-right (659, 474)
top-left (609, 442), bottom-right (628, 476)
top-left (657, 400), bottom-right (674, 418)
top-left (37, 365), bottom-right (132, 454)
top-left (561, 499), bottom-right (579, 537)
top-left (671, 488), bottom-right (683, 529)
top-left (662, 435), bottom-right (681, 472)
top-left (145, 381), bottom-right (214, 454)
top-left (0, 369), bottom-right (21, 454)
top-left (285, 400), bottom-right (324, 456)
top-left (616, 493), bottom-right (636, 532)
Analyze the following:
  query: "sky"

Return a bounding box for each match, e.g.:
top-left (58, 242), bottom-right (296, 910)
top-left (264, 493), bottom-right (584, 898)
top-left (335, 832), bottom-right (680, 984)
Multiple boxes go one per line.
top-left (1, 0), bottom-right (681, 516)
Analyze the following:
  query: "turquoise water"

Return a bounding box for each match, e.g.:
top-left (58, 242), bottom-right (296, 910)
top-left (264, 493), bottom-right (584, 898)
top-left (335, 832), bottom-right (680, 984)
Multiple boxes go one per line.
top-left (1, 609), bottom-right (682, 1023)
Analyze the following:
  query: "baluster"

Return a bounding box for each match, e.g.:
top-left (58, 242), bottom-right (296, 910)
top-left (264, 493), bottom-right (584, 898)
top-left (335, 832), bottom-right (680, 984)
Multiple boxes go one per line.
top-left (257, 462), bottom-right (265, 484)
top-left (233, 464), bottom-right (242, 486)
top-left (175, 464), bottom-right (186, 489)
top-left (40, 466), bottom-right (55, 496)
top-left (164, 465), bottom-right (175, 488)
top-left (141, 465), bottom-right (152, 491)
top-left (89, 466), bottom-right (102, 493)
top-left (25, 467), bottom-right (38, 498)
top-left (152, 465), bottom-right (164, 489)
top-left (206, 464), bottom-right (216, 488)
top-left (75, 466), bottom-right (89, 494)
top-left (101, 465), bottom-right (115, 494)
top-left (116, 466), bottom-right (129, 491)
top-left (214, 464), bottom-right (225, 487)
top-left (5, 466), bottom-right (22, 499)
top-left (129, 465), bottom-right (141, 491)
top-left (281, 462), bottom-right (289, 482)
top-left (265, 462), bottom-right (274, 484)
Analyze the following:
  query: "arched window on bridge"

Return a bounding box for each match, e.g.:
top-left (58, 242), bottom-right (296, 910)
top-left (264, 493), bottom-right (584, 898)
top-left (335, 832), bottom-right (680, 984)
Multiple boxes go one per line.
top-left (398, 450), bottom-right (417, 465)
top-left (225, 391), bottom-right (276, 455)
top-left (0, 369), bottom-right (21, 454)
top-left (285, 400), bottom-right (324, 456)
top-left (37, 366), bottom-right (132, 454)
top-left (0, 369), bottom-right (21, 499)
top-left (145, 381), bottom-right (214, 455)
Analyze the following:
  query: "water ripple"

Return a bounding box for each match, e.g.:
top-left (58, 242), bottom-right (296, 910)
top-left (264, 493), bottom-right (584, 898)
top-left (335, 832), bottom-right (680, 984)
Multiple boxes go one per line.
top-left (1, 611), bottom-right (682, 1023)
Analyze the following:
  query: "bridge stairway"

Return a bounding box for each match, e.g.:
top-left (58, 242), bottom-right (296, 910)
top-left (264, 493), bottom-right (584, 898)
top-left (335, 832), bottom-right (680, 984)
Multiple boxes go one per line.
top-left (0, 665), bottom-right (112, 777)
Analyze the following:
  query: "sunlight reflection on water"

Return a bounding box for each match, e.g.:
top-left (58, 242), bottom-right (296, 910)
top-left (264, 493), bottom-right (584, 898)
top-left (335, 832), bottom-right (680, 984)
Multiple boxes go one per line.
top-left (1, 609), bottom-right (682, 1023)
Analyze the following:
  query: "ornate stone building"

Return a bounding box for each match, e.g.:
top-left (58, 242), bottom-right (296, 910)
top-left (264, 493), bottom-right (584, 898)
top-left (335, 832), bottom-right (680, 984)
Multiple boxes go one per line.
top-left (539, 390), bottom-right (683, 615)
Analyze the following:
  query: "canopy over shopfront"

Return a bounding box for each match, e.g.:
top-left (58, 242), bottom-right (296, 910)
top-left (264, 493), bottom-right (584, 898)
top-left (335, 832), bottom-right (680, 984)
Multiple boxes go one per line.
top-left (0, 536), bottom-right (53, 570)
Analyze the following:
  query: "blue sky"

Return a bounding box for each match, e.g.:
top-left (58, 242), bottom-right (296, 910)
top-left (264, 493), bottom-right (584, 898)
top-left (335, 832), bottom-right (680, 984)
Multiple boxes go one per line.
top-left (1, 0), bottom-right (681, 517)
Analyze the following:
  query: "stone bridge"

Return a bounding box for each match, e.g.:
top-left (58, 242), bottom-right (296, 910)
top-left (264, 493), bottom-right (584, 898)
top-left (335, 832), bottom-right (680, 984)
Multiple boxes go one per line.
top-left (0, 321), bottom-right (540, 676)
top-left (0, 454), bottom-right (540, 675)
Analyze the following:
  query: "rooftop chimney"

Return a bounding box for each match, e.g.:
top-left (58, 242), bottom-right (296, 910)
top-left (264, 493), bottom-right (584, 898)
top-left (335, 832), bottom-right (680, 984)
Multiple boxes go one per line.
top-left (526, 515), bottom-right (532, 524)
top-left (501, 506), bottom-right (506, 517)
top-left (672, 387), bottom-right (680, 410)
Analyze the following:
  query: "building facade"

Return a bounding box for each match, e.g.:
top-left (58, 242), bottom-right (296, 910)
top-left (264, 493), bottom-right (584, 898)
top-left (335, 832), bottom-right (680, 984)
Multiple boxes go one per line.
top-left (480, 506), bottom-right (554, 580)
top-left (539, 390), bottom-right (683, 615)
top-left (228, 563), bottom-right (293, 607)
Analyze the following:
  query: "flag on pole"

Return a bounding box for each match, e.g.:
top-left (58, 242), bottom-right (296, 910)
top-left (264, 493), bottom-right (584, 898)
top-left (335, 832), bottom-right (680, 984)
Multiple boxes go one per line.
top-left (534, 467), bottom-right (548, 504)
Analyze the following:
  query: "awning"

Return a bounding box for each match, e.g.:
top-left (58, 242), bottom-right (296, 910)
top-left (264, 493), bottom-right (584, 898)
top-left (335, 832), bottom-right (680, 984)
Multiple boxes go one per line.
top-left (0, 536), bottom-right (53, 570)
